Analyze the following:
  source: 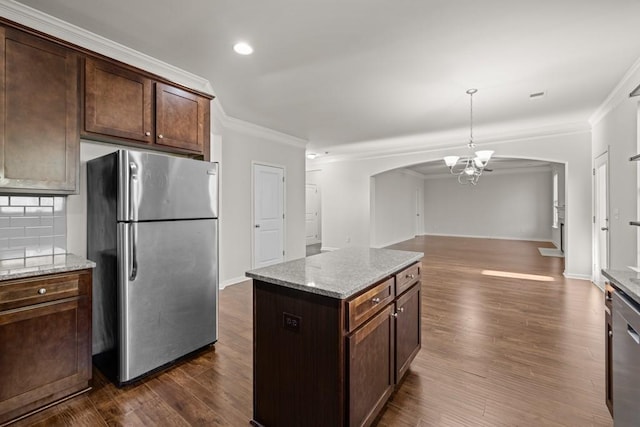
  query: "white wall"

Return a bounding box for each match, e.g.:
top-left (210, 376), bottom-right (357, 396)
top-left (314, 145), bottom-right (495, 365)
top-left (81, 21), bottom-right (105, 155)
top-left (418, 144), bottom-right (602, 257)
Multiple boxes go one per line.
top-left (550, 163), bottom-right (566, 250)
top-left (371, 170), bottom-right (425, 247)
top-left (423, 169), bottom-right (552, 241)
top-left (591, 70), bottom-right (640, 270)
top-left (217, 122), bottom-right (306, 287)
top-left (310, 130), bottom-right (592, 278)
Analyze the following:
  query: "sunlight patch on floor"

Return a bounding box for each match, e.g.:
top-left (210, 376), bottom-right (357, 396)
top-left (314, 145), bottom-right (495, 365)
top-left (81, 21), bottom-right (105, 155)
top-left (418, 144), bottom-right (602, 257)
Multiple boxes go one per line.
top-left (481, 269), bottom-right (555, 282)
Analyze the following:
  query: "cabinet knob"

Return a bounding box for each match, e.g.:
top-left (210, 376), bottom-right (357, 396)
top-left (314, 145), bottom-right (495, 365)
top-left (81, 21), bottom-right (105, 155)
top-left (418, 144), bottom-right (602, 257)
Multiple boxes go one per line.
top-left (609, 330), bottom-right (613, 337)
top-left (372, 297), bottom-right (381, 304)
top-left (399, 307), bottom-right (405, 313)
top-left (145, 131), bottom-right (151, 136)
top-left (37, 288), bottom-right (47, 295)
top-left (391, 312), bottom-right (398, 318)
top-left (158, 134), bottom-right (164, 139)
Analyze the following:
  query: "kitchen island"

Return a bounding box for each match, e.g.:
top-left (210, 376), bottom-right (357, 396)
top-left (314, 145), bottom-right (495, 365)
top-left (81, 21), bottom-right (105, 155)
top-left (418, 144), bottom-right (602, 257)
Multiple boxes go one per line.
top-left (246, 247), bottom-right (423, 427)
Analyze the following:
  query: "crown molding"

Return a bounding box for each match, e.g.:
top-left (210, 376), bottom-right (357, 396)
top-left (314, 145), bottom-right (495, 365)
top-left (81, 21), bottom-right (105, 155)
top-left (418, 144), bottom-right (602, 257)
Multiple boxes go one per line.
top-left (0, 0), bottom-right (212, 94)
top-left (310, 121), bottom-right (590, 164)
top-left (589, 54), bottom-right (640, 126)
top-left (212, 99), bottom-right (307, 149)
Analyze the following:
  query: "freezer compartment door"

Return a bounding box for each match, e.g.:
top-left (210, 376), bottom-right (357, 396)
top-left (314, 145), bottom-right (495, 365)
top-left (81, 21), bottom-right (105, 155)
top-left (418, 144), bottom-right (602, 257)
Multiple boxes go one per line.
top-left (117, 219), bottom-right (218, 383)
top-left (118, 150), bottom-right (218, 222)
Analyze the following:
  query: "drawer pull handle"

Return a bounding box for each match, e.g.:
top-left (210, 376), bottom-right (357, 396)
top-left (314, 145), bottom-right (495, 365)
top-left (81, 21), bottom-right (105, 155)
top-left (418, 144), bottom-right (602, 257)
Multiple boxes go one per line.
top-left (37, 288), bottom-right (47, 295)
top-left (406, 274), bottom-right (415, 279)
top-left (372, 297), bottom-right (381, 304)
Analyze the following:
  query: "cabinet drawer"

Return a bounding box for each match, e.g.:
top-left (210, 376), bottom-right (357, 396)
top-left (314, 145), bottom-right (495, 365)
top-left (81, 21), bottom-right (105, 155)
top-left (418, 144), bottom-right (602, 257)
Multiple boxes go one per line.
top-left (346, 277), bottom-right (394, 332)
top-left (0, 273), bottom-right (81, 311)
top-left (395, 262), bottom-right (421, 296)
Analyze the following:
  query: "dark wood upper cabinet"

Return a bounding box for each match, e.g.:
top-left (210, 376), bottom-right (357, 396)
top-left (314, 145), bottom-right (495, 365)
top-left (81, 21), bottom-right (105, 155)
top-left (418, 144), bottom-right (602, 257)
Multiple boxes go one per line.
top-left (0, 26), bottom-right (79, 194)
top-left (84, 57), bottom-right (153, 144)
top-left (156, 82), bottom-right (209, 154)
top-left (83, 60), bottom-right (211, 159)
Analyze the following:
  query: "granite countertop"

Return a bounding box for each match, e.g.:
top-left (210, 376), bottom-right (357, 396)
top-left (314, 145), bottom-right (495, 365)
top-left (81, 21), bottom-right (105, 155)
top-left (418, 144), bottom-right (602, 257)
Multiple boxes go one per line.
top-left (602, 269), bottom-right (640, 306)
top-left (246, 247), bottom-right (424, 299)
top-left (0, 253), bottom-right (96, 281)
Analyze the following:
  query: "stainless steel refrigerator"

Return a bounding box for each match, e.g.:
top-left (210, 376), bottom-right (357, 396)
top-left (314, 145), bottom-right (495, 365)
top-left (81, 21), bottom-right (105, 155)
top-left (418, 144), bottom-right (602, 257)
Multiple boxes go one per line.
top-left (87, 149), bottom-right (218, 385)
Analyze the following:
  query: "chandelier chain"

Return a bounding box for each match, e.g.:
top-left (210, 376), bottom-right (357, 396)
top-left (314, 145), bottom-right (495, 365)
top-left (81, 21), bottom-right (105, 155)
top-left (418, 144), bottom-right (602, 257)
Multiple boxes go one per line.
top-left (442, 88), bottom-right (493, 185)
top-left (469, 91), bottom-right (473, 145)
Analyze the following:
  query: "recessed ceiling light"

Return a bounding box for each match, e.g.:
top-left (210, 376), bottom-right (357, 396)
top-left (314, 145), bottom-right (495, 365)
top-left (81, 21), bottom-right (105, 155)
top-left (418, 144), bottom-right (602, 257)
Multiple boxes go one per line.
top-left (306, 153), bottom-right (317, 159)
top-left (233, 42), bottom-right (253, 55)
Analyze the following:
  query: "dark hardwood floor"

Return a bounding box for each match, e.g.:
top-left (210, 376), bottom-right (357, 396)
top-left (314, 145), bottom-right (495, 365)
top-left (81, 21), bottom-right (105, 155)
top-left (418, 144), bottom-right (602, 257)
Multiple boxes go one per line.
top-left (10, 236), bottom-right (611, 426)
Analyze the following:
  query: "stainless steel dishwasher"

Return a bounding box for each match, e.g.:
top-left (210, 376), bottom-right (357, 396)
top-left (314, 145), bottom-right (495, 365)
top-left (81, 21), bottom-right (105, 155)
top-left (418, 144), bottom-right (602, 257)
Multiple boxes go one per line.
top-left (612, 290), bottom-right (640, 426)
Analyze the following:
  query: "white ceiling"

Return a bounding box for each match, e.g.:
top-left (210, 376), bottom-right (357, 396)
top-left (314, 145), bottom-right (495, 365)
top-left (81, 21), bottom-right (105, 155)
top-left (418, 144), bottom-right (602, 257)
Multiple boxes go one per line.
top-left (13, 0), bottom-right (640, 155)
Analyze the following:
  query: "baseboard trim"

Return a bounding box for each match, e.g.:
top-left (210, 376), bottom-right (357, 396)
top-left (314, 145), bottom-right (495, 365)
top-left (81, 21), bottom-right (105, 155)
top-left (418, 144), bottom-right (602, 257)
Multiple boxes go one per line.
top-left (220, 276), bottom-right (251, 289)
top-left (320, 246), bottom-right (339, 252)
top-left (374, 235), bottom-right (419, 249)
top-left (562, 272), bottom-right (592, 281)
top-left (423, 232), bottom-right (553, 243)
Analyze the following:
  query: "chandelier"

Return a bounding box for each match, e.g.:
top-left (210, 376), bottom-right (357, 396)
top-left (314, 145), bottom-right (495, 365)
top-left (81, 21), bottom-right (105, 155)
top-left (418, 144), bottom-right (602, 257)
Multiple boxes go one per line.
top-left (443, 88), bottom-right (494, 185)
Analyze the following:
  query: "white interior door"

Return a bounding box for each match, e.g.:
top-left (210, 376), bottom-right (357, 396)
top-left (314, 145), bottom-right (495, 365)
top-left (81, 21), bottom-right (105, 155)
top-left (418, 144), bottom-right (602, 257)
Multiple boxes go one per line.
top-left (253, 164), bottom-right (285, 268)
top-left (594, 152), bottom-right (609, 287)
top-left (305, 184), bottom-right (320, 245)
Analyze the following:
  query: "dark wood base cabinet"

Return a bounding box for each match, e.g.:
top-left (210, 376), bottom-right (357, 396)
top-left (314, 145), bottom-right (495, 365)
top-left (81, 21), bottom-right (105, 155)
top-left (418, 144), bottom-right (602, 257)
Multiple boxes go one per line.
top-left (253, 262), bottom-right (421, 427)
top-left (0, 270), bottom-right (92, 425)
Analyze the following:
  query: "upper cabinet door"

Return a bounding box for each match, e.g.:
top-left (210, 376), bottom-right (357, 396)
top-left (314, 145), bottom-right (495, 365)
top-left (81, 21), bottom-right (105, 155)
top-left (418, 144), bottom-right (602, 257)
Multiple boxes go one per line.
top-left (0, 26), bottom-right (79, 194)
top-left (155, 82), bottom-right (209, 154)
top-left (84, 58), bottom-right (153, 144)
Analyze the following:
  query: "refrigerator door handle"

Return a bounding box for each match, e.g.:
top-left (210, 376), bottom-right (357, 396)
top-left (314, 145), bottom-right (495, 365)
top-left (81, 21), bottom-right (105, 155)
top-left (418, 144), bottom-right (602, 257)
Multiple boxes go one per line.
top-left (129, 161), bottom-right (138, 221)
top-left (129, 223), bottom-right (138, 281)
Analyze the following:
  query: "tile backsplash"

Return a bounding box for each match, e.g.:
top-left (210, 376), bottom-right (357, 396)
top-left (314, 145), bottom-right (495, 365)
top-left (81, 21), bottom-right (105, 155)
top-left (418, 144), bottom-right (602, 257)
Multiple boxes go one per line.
top-left (0, 196), bottom-right (66, 260)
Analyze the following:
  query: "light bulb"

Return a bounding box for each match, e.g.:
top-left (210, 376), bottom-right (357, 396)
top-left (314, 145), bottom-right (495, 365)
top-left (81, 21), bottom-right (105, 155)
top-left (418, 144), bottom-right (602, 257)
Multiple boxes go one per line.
top-left (233, 42), bottom-right (254, 55)
top-left (444, 156), bottom-right (459, 167)
top-left (475, 150), bottom-right (494, 162)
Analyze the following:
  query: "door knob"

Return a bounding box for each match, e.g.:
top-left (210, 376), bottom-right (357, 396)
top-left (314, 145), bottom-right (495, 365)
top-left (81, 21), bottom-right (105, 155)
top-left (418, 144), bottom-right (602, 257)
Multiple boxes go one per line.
top-left (255, 224), bottom-right (260, 228)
